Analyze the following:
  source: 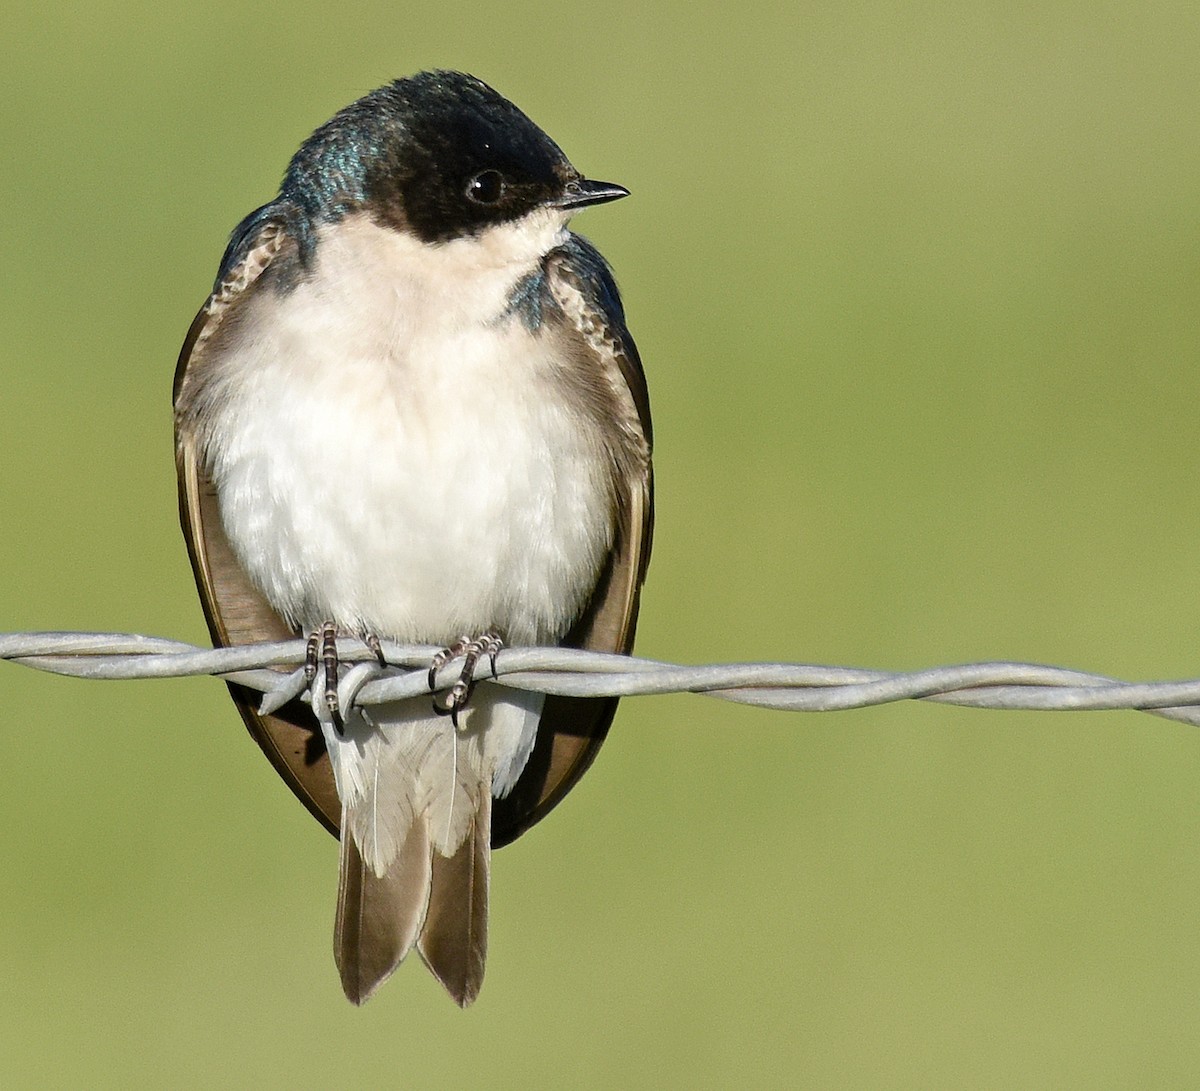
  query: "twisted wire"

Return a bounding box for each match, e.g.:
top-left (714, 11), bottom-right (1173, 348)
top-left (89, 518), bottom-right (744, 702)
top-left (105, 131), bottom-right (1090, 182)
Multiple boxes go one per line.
top-left (2, 631), bottom-right (1198, 728)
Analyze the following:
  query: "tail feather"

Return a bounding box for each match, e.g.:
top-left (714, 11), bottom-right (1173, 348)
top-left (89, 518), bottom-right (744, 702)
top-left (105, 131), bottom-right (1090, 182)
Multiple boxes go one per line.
top-left (335, 810), bottom-right (432, 1005)
top-left (418, 790), bottom-right (491, 1007)
top-left (328, 690), bottom-right (535, 1005)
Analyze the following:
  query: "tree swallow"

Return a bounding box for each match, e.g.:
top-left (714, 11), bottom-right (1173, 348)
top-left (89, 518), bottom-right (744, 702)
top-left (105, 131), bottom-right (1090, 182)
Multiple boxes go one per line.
top-left (173, 70), bottom-right (653, 1006)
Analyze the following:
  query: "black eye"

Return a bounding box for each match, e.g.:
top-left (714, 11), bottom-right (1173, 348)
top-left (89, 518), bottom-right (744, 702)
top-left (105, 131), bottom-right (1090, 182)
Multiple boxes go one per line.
top-left (466, 170), bottom-right (506, 205)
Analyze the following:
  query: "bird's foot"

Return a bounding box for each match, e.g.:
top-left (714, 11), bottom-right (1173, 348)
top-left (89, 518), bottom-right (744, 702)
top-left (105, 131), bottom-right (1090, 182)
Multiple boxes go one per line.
top-left (304, 622), bottom-right (389, 735)
top-left (428, 631), bottom-right (504, 727)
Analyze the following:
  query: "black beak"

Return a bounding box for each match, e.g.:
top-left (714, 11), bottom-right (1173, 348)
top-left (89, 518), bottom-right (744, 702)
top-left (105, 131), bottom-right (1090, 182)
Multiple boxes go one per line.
top-left (553, 177), bottom-right (630, 210)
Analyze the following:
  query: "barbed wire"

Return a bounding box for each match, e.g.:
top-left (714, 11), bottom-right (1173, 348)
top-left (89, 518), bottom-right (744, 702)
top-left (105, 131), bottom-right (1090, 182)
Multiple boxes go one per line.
top-left (3, 630), bottom-right (1200, 729)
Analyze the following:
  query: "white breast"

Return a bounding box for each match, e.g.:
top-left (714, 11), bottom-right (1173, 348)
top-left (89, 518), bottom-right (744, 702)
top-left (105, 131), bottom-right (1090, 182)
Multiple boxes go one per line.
top-left (199, 214), bottom-right (616, 644)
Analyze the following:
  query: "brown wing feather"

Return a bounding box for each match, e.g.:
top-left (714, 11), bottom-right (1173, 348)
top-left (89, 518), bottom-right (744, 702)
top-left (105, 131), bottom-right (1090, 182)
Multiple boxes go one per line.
top-left (174, 220), bottom-right (342, 836)
top-left (490, 481), bottom-right (651, 846)
top-left (490, 247), bottom-right (654, 847)
top-left (176, 433), bottom-right (341, 834)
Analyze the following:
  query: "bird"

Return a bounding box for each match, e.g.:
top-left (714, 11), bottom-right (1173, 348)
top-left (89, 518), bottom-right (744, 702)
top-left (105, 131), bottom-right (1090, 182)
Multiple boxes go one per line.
top-left (172, 70), bottom-right (653, 1007)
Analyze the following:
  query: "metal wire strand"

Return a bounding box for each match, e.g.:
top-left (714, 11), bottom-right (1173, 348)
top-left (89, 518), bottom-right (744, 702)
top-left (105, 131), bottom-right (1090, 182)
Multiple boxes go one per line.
top-left (2, 630), bottom-right (1200, 728)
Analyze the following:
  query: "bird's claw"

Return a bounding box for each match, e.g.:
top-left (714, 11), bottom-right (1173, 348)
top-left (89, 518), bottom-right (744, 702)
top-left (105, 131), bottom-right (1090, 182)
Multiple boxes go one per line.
top-left (304, 623), bottom-right (389, 735)
top-left (428, 632), bottom-right (504, 727)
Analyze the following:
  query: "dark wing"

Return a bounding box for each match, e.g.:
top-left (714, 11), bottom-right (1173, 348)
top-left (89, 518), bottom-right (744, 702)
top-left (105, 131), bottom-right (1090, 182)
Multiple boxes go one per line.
top-left (491, 234), bottom-right (654, 847)
top-left (174, 202), bottom-right (342, 836)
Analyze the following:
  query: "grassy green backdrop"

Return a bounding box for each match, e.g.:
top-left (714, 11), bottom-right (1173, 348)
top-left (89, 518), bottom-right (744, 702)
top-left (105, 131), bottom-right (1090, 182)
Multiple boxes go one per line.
top-left (3, 3), bottom-right (1200, 1086)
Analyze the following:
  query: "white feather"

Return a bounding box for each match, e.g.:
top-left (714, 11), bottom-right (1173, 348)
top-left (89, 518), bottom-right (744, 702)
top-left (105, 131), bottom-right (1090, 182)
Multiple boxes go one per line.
top-left (324, 688), bottom-right (542, 872)
top-left (200, 209), bottom-right (607, 877)
top-left (199, 212), bottom-right (614, 647)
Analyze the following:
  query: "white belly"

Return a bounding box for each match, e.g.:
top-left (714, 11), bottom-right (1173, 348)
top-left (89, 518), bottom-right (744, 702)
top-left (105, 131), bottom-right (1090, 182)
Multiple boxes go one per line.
top-left (200, 220), bottom-right (615, 644)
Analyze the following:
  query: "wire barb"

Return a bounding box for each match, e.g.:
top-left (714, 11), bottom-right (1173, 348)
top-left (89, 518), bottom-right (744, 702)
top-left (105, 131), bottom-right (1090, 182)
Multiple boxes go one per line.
top-left (2, 630), bottom-right (1200, 729)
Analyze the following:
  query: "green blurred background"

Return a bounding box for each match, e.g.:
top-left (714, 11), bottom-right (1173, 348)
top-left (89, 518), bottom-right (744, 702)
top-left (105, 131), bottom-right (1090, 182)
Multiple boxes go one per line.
top-left (2, 2), bottom-right (1200, 1086)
